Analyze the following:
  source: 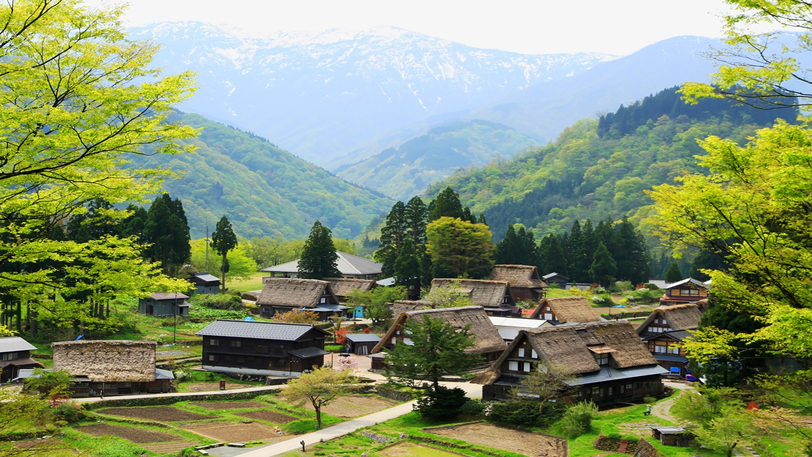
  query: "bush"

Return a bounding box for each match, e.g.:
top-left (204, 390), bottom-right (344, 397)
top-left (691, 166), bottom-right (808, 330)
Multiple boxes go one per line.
top-left (189, 294), bottom-right (243, 310)
top-left (458, 399), bottom-right (485, 416)
top-left (590, 294), bottom-right (614, 306)
top-left (642, 283), bottom-right (660, 290)
top-left (485, 400), bottom-right (565, 427)
top-left (558, 401), bottom-right (598, 438)
top-left (627, 288), bottom-right (660, 304)
top-left (414, 386), bottom-right (467, 421)
top-left (53, 403), bottom-right (89, 423)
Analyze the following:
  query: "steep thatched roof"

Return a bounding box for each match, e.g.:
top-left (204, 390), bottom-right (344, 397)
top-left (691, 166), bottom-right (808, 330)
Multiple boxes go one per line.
top-left (430, 279), bottom-right (513, 308)
top-left (324, 278), bottom-right (376, 298)
top-left (256, 278), bottom-right (338, 308)
top-left (392, 300), bottom-right (433, 316)
top-left (489, 265), bottom-right (549, 289)
top-left (372, 306), bottom-right (506, 355)
top-left (475, 321), bottom-right (657, 384)
top-left (637, 303), bottom-right (703, 334)
top-left (530, 296), bottom-right (601, 323)
top-left (52, 340), bottom-right (156, 382)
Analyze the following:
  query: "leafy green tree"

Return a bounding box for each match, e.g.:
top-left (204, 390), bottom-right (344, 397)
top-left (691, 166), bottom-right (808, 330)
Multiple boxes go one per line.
top-left (347, 286), bottom-right (406, 326)
top-left (190, 239), bottom-right (256, 284)
top-left (298, 221), bottom-right (341, 279)
top-left (211, 216), bottom-right (239, 291)
top-left (144, 193), bottom-right (192, 276)
top-left (426, 216), bottom-right (495, 278)
top-left (588, 241), bottom-right (616, 287)
top-left (386, 315), bottom-right (478, 392)
top-left (0, 0), bottom-right (196, 329)
top-left (284, 366), bottom-right (355, 429)
top-left (671, 387), bottom-right (754, 457)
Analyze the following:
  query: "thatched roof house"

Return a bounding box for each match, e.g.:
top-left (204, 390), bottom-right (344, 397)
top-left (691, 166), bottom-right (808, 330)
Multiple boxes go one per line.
top-left (477, 321), bottom-right (667, 404)
top-left (530, 296), bottom-right (602, 324)
top-left (324, 277), bottom-right (377, 302)
top-left (637, 303), bottom-right (703, 336)
top-left (392, 300), bottom-right (433, 316)
top-left (489, 264), bottom-right (549, 302)
top-left (371, 306), bottom-right (507, 361)
top-left (430, 278), bottom-right (518, 316)
top-left (256, 278), bottom-right (347, 320)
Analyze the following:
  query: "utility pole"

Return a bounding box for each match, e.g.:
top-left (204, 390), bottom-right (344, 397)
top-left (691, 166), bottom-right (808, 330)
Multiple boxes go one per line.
top-left (205, 223), bottom-right (210, 273)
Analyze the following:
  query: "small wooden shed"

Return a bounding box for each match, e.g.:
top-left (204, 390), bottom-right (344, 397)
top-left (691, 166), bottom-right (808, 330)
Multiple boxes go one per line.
top-left (345, 334), bottom-right (381, 355)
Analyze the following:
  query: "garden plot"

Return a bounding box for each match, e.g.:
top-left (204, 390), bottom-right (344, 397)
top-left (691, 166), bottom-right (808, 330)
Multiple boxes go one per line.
top-left (378, 441), bottom-right (468, 456)
top-left (97, 406), bottom-right (215, 422)
top-left (234, 410), bottom-right (298, 423)
top-left (191, 401), bottom-right (267, 410)
top-left (76, 423), bottom-right (184, 444)
top-left (182, 422), bottom-right (284, 442)
top-left (425, 422), bottom-right (568, 457)
top-left (282, 394), bottom-right (400, 418)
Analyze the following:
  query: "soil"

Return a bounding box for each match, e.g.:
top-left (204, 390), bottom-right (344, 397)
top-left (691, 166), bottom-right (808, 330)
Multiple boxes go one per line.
top-left (76, 423), bottom-right (183, 443)
top-left (185, 382), bottom-right (243, 392)
top-left (191, 401), bottom-right (268, 410)
top-left (378, 441), bottom-right (468, 456)
top-left (234, 410), bottom-right (298, 423)
top-left (182, 422), bottom-right (285, 442)
top-left (97, 406), bottom-right (215, 422)
top-left (140, 441), bottom-right (198, 454)
top-left (281, 394), bottom-right (400, 418)
top-left (425, 422), bottom-right (568, 457)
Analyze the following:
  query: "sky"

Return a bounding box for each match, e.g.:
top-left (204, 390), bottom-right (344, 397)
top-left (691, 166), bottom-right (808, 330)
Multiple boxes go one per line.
top-left (88, 0), bottom-right (735, 56)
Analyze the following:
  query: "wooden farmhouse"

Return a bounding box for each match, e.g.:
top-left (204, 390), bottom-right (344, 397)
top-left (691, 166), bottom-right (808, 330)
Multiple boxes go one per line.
top-left (489, 264), bottom-right (549, 302)
top-left (430, 278), bottom-right (519, 317)
top-left (477, 321), bottom-right (667, 406)
top-left (0, 336), bottom-right (43, 382)
top-left (139, 292), bottom-right (190, 318)
top-left (371, 306), bottom-right (507, 364)
top-left (52, 340), bottom-right (173, 396)
top-left (542, 272), bottom-right (569, 288)
top-left (189, 273), bottom-right (221, 294)
top-left (345, 333), bottom-right (381, 355)
top-left (261, 251), bottom-right (383, 280)
top-left (637, 303), bottom-right (703, 378)
top-left (197, 319), bottom-right (330, 377)
top-left (529, 296), bottom-right (603, 324)
top-left (256, 278), bottom-right (349, 320)
top-left (659, 278), bottom-right (709, 305)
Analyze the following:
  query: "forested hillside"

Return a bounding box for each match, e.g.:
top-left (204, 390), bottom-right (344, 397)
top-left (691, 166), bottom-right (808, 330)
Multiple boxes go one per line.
top-left (132, 112), bottom-right (393, 240)
top-left (425, 87), bottom-right (798, 242)
top-left (335, 120), bottom-right (540, 200)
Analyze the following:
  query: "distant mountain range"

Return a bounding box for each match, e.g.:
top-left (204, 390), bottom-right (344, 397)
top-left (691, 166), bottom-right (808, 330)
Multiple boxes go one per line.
top-left (130, 22), bottom-right (615, 166)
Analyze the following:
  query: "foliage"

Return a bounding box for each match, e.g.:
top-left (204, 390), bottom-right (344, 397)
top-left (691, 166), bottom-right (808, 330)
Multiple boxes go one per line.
top-left (627, 288), bottom-right (660, 304)
top-left (557, 401), bottom-right (598, 439)
top-left (284, 366), bottom-right (355, 429)
top-left (143, 193), bottom-right (192, 277)
top-left (424, 280), bottom-right (477, 308)
top-left (375, 197), bottom-right (431, 293)
top-left (336, 354), bottom-right (359, 371)
top-left (385, 315), bottom-right (478, 391)
top-left (24, 369), bottom-right (73, 396)
top-left (211, 216), bottom-right (239, 291)
top-left (664, 261), bottom-right (683, 283)
top-left (511, 366), bottom-right (571, 413)
top-left (275, 309), bottom-right (319, 324)
top-left (0, 0), bottom-right (196, 337)
top-left (0, 324), bottom-right (15, 337)
top-left (648, 120), bottom-right (812, 374)
top-left (242, 236), bottom-right (304, 269)
top-left (495, 224), bottom-right (540, 267)
top-left (414, 385), bottom-right (468, 421)
top-left (189, 239), bottom-right (257, 283)
top-left (188, 293), bottom-right (243, 310)
top-left (588, 241), bottom-right (616, 288)
top-left (672, 388), bottom-right (756, 457)
top-left (485, 399), bottom-right (565, 427)
top-left (426, 217), bottom-right (494, 278)
top-left (298, 221), bottom-right (341, 279)
top-left (347, 286), bottom-right (406, 326)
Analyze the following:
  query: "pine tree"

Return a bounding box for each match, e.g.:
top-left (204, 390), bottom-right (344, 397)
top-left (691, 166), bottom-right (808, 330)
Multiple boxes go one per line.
top-left (143, 193), bottom-right (192, 276)
top-left (211, 216), bottom-right (238, 291)
top-left (589, 241), bottom-right (617, 288)
top-left (428, 187), bottom-right (465, 221)
top-left (665, 261), bottom-right (683, 283)
top-left (612, 218), bottom-right (650, 285)
top-left (299, 221), bottom-right (341, 279)
top-left (375, 201), bottom-right (406, 277)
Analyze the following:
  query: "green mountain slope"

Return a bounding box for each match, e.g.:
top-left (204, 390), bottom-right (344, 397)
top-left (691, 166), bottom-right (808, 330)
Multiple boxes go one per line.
top-left (135, 112), bottom-right (393, 240)
top-left (335, 120), bottom-right (540, 200)
top-left (424, 87), bottom-right (797, 240)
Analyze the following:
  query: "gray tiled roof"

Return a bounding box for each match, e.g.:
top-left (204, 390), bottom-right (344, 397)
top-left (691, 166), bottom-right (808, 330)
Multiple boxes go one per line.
top-left (565, 365), bottom-right (669, 386)
top-left (196, 320), bottom-right (327, 341)
top-left (261, 251), bottom-right (382, 276)
top-left (0, 336), bottom-right (37, 353)
top-left (346, 334), bottom-right (381, 343)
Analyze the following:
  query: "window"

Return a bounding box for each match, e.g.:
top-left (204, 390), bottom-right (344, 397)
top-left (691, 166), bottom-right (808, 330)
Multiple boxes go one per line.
top-left (669, 346), bottom-right (680, 355)
top-left (523, 362), bottom-right (531, 372)
top-left (320, 297), bottom-right (327, 304)
top-left (209, 339), bottom-right (219, 346)
top-left (544, 313), bottom-right (554, 320)
top-left (517, 348), bottom-right (525, 357)
top-left (531, 349), bottom-right (538, 359)
top-left (208, 354), bottom-right (217, 362)
top-left (1, 352), bottom-right (19, 361)
top-left (626, 383), bottom-right (633, 391)
top-left (619, 385), bottom-right (625, 393)
top-left (508, 361), bottom-right (519, 371)
top-left (231, 340), bottom-right (241, 348)
top-left (607, 386), bottom-right (613, 396)
top-left (655, 343), bottom-right (668, 353)
top-left (256, 345), bottom-right (269, 354)
top-left (591, 387), bottom-right (600, 396)
top-left (595, 353), bottom-right (609, 365)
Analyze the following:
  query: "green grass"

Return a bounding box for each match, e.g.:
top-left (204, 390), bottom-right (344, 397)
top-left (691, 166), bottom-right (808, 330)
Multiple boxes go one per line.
top-left (228, 272), bottom-right (266, 293)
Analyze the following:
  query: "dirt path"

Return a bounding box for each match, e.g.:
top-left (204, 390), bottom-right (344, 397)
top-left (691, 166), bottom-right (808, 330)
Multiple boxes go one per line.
top-left (652, 381), bottom-right (696, 423)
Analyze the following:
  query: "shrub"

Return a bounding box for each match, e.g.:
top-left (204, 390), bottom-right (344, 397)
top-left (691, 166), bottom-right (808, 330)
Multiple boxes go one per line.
top-left (642, 283), bottom-right (660, 290)
top-left (558, 401), bottom-right (598, 438)
top-left (458, 399), bottom-right (486, 416)
top-left (628, 288), bottom-right (660, 304)
top-left (189, 294), bottom-right (243, 310)
top-left (53, 403), bottom-right (89, 423)
top-left (414, 386), bottom-right (467, 421)
top-left (590, 294), bottom-right (614, 306)
top-left (486, 400), bottom-right (565, 427)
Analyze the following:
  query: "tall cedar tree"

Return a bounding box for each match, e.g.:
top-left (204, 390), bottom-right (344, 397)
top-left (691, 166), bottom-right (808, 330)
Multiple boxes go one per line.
top-left (589, 241), bottom-right (616, 288)
top-left (144, 193), bottom-right (192, 276)
top-left (386, 315), bottom-right (478, 392)
top-left (428, 186), bottom-right (465, 221)
top-left (495, 224), bottom-right (540, 267)
top-left (298, 221), bottom-right (341, 279)
top-left (664, 261), bottom-right (682, 283)
top-left (375, 201), bottom-right (406, 277)
top-left (211, 216), bottom-right (238, 291)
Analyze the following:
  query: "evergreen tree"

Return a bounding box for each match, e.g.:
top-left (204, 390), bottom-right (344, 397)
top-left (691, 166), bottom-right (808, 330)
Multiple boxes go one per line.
top-left (428, 186), bottom-right (465, 221)
top-left (495, 224), bottom-right (540, 267)
top-left (612, 217), bottom-right (650, 285)
top-left (66, 199), bottom-right (121, 243)
top-left (121, 204), bottom-right (149, 244)
top-left (539, 234), bottom-right (568, 276)
top-left (143, 193), bottom-right (191, 276)
top-left (589, 241), bottom-right (617, 288)
top-left (211, 215), bottom-right (238, 291)
top-left (566, 220), bottom-right (588, 282)
top-left (299, 221), bottom-right (341, 279)
top-left (665, 261), bottom-right (683, 283)
top-left (375, 201), bottom-right (406, 277)
top-left (404, 197), bottom-right (428, 248)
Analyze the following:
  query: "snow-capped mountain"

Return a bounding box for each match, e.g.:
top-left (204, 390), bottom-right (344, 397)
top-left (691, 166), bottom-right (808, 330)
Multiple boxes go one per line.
top-left (132, 22), bottom-right (616, 165)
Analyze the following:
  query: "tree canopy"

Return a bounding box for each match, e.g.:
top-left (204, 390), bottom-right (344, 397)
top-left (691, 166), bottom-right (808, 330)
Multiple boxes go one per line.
top-left (298, 221), bottom-right (341, 279)
top-left (426, 216), bottom-right (495, 279)
top-left (211, 216), bottom-right (238, 291)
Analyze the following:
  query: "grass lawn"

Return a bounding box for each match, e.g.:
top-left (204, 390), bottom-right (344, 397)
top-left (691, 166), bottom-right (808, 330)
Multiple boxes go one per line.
top-left (228, 271), bottom-right (266, 293)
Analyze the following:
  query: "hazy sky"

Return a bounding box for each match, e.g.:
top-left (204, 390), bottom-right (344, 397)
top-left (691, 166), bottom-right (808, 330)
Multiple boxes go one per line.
top-left (89, 0), bottom-right (734, 55)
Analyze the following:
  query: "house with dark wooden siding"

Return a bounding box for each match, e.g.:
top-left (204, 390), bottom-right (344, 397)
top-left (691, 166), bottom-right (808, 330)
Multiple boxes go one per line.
top-left (637, 303), bottom-right (703, 378)
top-left (530, 296), bottom-right (603, 324)
top-left (489, 265), bottom-right (549, 302)
top-left (256, 278), bottom-right (349, 320)
top-left (430, 278), bottom-right (519, 317)
top-left (197, 320), bottom-right (330, 377)
top-left (0, 337), bottom-right (42, 382)
top-left (477, 321), bottom-right (667, 406)
top-left (659, 278), bottom-right (709, 305)
top-left (189, 273), bottom-right (221, 294)
top-left (139, 292), bottom-right (190, 317)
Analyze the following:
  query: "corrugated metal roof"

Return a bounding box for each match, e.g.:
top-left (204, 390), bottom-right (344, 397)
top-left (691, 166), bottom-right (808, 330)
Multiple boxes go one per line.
top-left (346, 334), bottom-right (381, 343)
top-left (0, 337), bottom-right (37, 353)
top-left (565, 365), bottom-right (669, 386)
top-left (288, 347), bottom-right (329, 358)
top-left (260, 251), bottom-right (382, 276)
top-left (196, 320), bottom-right (327, 341)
